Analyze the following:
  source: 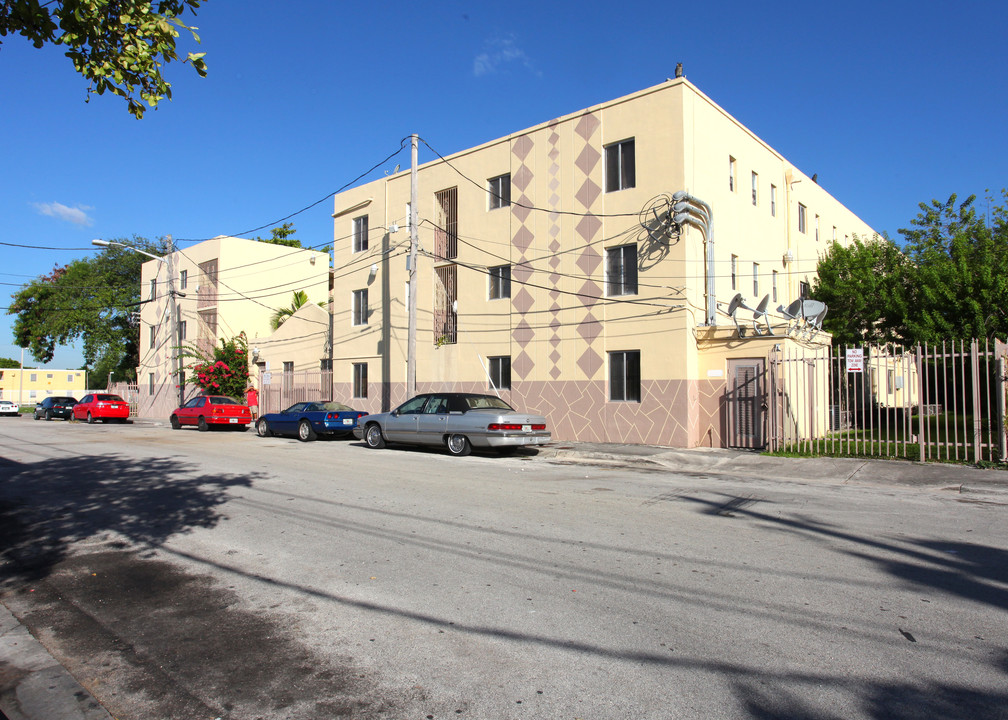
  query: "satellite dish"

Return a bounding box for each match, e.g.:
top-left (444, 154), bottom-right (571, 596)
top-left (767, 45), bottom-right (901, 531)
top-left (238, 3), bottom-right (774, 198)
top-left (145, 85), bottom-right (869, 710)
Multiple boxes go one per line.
top-left (727, 293), bottom-right (743, 317)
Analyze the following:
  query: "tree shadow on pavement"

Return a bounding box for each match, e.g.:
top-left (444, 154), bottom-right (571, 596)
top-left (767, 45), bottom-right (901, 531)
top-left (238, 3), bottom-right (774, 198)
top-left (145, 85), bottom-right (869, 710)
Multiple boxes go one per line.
top-left (0, 453), bottom-right (258, 584)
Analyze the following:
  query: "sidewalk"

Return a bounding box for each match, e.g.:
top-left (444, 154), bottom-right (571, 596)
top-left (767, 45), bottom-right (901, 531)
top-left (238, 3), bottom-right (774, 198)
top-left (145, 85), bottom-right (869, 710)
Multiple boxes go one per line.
top-left (0, 603), bottom-right (112, 720)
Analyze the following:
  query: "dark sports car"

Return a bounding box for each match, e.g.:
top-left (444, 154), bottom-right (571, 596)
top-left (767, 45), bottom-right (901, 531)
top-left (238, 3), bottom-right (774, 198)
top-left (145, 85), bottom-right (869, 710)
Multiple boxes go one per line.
top-left (256, 401), bottom-right (367, 442)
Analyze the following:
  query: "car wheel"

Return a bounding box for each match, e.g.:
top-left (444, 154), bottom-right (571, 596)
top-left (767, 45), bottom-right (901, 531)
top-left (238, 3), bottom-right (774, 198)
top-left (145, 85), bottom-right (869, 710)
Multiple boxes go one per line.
top-left (170, 415), bottom-right (181, 430)
top-left (45, 410), bottom-right (53, 421)
top-left (197, 416), bottom-right (209, 432)
top-left (365, 423), bottom-right (386, 449)
top-left (256, 419), bottom-right (270, 437)
top-left (34, 410), bottom-right (40, 420)
top-left (298, 420), bottom-right (317, 442)
top-left (446, 433), bottom-right (472, 457)
top-left (87, 412), bottom-right (95, 424)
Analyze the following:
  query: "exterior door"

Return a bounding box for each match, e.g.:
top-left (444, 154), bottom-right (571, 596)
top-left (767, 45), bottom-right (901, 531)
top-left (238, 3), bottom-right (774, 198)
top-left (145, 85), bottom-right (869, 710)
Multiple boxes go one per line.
top-left (727, 359), bottom-right (766, 448)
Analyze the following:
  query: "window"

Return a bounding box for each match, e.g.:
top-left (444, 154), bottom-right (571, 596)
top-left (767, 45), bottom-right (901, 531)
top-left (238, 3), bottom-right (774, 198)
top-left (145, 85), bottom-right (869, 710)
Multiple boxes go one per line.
top-left (800, 280), bottom-right (810, 298)
top-left (353, 363), bottom-right (368, 398)
top-left (434, 187), bottom-right (458, 260)
top-left (833, 226), bottom-right (837, 243)
top-left (67, 374), bottom-right (74, 383)
top-left (179, 269), bottom-right (188, 290)
top-left (30, 373), bottom-right (37, 382)
top-left (605, 139), bottom-right (636, 192)
top-left (489, 356), bottom-right (511, 391)
top-left (731, 255), bottom-right (738, 291)
top-left (29, 390), bottom-right (37, 399)
top-left (148, 373), bottom-right (154, 396)
top-left (751, 171), bottom-right (758, 206)
top-left (798, 203), bottom-right (807, 233)
top-left (179, 320), bottom-right (187, 340)
top-left (606, 244), bottom-right (638, 296)
top-left (352, 289), bottom-right (368, 326)
top-left (149, 278), bottom-right (157, 300)
top-left (887, 369), bottom-right (894, 395)
top-left (352, 215), bottom-right (369, 253)
top-left (815, 214), bottom-right (820, 242)
top-left (772, 270), bottom-right (778, 303)
top-left (282, 362), bottom-right (294, 394)
top-left (488, 265), bottom-right (511, 300)
top-left (150, 325), bottom-right (156, 348)
top-left (729, 156), bottom-right (736, 192)
top-left (488, 174), bottom-right (511, 209)
top-left (46, 373), bottom-right (52, 379)
top-left (770, 185), bottom-right (777, 217)
top-left (609, 350), bottom-right (641, 402)
top-left (752, 263), bottom-right (759, 297)
top-left (434, 264), bottom-right (458, 344)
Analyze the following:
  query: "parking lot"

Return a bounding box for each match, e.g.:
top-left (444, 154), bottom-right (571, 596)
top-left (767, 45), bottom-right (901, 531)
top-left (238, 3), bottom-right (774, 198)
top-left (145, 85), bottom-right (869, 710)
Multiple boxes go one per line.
top-left (2, 418), bottom-right (1007, 719)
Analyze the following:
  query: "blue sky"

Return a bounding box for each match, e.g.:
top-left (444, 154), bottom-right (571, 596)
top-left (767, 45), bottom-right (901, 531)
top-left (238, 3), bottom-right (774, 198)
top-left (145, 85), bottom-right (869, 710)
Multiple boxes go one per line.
top-left (2, 0), bottom-right (1006, 370)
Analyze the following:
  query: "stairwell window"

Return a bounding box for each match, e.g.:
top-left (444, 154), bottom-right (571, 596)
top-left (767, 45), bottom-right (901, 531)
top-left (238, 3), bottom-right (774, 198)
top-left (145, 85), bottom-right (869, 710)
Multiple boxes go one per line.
top-left (731, 254), bottom-right (738, 291)
top-left (606, 244), bottom-right (638, 296)
top-left (729, 156), bottom-right (736, 192)
top-left (798, 204), bottom-right (807, 234)
top-left (753, 262), bottom-right (760, 297)
top-left (353, 363), bottom-right (368, 398)
top-left (772, 270), bottom-right (778, 303)
top-left (488, 265), bottom-right (511, 300)
top-left (771, 185), bottom-right (777, 217)
top-left (352, 289), bottom-right (368, 326)
top-left (751, 171), bottom-right (758, 206)
top-left (352, 215), bottom-right (369, 253)
top-left (605, 139), bottom-right (635, 192)
top-left (489, 356), bottom-right (511, 391)
top-left (609, 350), bottom-right (641, 402)
top-left (488, 174), bottom-right (511, 210)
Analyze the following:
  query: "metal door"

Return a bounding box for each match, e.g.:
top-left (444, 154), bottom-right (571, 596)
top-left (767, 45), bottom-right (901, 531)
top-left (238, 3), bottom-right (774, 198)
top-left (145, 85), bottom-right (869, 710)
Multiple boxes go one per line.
top-left (727, 359), bottom-right (766, 448)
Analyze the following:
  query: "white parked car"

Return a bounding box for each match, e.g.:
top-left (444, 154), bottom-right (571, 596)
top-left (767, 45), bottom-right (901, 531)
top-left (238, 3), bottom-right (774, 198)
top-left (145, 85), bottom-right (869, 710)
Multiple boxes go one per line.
top-left (0, 399), bottom-right (20, 416)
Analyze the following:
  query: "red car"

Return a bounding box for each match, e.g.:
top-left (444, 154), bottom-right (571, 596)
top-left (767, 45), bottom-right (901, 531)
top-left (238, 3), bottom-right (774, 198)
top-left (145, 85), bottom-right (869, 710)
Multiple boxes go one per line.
top-left (171, 395), bottom-right (252, 431)
top-left (73, 393), bottom-right (131, 423)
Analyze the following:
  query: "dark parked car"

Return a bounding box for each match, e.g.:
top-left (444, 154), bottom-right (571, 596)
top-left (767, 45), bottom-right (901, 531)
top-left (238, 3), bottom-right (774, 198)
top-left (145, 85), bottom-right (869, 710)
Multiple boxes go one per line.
top-left (34, 396), bottom-right (78, 420)
top-left (353, 392), bottom-right (550, 456)
top-left (256, 401), bottom-right (368, 442)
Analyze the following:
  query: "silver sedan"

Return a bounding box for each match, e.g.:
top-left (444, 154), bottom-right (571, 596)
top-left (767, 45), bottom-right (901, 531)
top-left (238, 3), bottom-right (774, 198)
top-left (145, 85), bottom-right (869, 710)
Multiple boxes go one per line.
top-left (353, 392), bottom-right (551, 456)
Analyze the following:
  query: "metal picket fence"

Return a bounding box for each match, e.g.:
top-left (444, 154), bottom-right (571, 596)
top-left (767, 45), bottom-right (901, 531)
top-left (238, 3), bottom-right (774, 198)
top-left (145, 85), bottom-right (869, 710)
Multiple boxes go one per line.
top-left (768, 339), bottom-right (1008, 463)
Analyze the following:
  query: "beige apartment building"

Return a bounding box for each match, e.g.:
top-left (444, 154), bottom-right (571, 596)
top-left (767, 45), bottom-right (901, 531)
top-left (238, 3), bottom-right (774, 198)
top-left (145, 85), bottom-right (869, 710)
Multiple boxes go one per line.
top-left (137, 236), bottom-right (329, 419)
top-left (329, 78), bottom-right (879, 447)
top-left (0, 368), bottom-right (87, 404)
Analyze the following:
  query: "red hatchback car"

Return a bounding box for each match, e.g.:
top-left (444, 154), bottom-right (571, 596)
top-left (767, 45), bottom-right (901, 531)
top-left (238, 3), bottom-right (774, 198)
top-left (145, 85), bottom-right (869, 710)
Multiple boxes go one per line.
top-left (171, 395), bottom-right (252, 431)
top-left (73, 393), bottom-right (130, 423)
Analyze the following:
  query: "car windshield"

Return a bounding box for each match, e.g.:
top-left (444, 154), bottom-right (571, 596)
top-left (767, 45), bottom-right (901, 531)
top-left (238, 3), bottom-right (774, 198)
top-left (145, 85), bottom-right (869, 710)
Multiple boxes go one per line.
top-left (209, 396), bottom-right (240, 405)
top-left (463, 395), bottom-right (515, 411)
top-left (321, 402), bottom-right (354, 412)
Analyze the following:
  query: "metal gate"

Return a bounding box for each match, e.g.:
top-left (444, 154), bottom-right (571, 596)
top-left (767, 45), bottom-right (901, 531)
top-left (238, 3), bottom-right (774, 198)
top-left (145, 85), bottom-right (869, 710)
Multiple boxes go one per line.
top-left (726, 358), bottom-right (766, 448)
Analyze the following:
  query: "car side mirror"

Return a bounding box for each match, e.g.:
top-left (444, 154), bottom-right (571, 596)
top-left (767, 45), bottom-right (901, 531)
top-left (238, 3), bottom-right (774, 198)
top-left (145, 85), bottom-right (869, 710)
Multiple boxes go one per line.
top-left (391, 409), bottom-right (399, 417)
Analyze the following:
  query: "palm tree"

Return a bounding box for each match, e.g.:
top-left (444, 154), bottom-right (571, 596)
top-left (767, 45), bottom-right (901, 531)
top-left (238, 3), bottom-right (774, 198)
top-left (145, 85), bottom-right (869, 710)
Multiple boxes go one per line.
top-left (271, 290), bottom-right (311, 330)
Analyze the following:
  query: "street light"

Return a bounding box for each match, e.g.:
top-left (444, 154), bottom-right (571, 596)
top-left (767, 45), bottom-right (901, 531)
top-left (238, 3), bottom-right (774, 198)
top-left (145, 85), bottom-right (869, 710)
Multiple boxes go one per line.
top-left (92, 237), bottom-right (186, 408)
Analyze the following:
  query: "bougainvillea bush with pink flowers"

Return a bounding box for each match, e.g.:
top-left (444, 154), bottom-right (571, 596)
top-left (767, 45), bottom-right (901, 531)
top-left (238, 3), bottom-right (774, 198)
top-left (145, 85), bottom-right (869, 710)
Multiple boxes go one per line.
top-left (182, 332), bottom-right (249, 400)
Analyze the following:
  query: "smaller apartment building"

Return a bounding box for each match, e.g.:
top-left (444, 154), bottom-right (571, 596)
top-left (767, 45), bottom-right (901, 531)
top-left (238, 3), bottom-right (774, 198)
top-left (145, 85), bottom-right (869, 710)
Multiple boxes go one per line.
top-left (329, 78), bottom-right (879, 447)
top-left (137, 236), bottom-right (329, 419)
top-left (0, 368), bottom-right (86, 404)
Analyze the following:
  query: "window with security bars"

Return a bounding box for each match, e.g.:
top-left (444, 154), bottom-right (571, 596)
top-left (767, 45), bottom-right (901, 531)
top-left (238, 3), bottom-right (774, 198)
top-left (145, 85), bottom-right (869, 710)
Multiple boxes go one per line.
top-left (609, 350), bottom-right (641, 402)
top-left (606, 244), bottom-right (637, 296)
top-left (489, 356), bottom-right (511, 391)
top-left (605, 139), bottom-right (635, 192)
top-left (488, 174), bottom-right (511, 210)
top-left (353, 215), bottom-right (368, 253)
top-left (434, 187), bottom-right (458, 260)
top-left (489, 265), bottom-right (511, 299)
top-left (434, 264), bottom-right (457, 345)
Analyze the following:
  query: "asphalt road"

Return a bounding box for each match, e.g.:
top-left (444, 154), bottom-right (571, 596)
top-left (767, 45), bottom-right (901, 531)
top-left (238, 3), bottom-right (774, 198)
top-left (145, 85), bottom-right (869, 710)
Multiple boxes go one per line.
top-left (1, 418), bottom-right (1007, 719)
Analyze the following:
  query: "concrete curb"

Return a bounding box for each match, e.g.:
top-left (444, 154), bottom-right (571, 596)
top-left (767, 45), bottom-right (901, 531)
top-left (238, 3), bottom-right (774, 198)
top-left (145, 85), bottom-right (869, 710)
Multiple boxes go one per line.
top-left (0, 601), bottom-right (112, 720)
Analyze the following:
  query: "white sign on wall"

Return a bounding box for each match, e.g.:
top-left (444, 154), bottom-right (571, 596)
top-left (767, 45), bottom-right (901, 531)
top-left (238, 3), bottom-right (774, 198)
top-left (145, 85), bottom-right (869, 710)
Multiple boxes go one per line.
top-left (846, 348), bottom-right (864, 373)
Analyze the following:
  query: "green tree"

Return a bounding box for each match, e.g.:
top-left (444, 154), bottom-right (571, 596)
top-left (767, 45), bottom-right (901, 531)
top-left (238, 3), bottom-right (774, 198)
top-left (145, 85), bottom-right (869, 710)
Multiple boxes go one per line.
top-left (0, 357), bottom-right (20, 368)
top-left (899, 191), bottom-right (1008, 342)
top-left (811, 234), bottom-right (912, 346)
top-left (1, 0), bottom-right (207, 119)
top-left (7, 236), bottom-right (166, 379)
top-left (270, 289), bottom-right (317, 330)
top-left (255, 223), bottom-right (331, 256)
